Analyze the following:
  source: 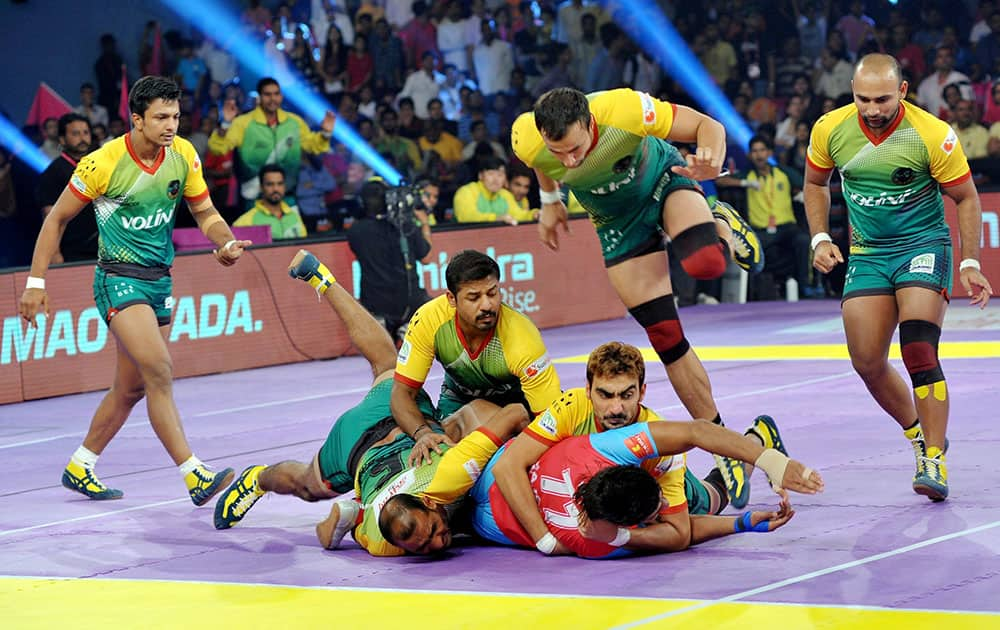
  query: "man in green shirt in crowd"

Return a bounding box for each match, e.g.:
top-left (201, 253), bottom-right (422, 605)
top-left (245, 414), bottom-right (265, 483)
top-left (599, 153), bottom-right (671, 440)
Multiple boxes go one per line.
top-left (233, 165), bottom-right (307, 239)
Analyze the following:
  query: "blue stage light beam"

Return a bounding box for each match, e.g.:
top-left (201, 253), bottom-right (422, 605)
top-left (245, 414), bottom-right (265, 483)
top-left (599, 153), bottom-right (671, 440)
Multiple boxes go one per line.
top-left (160, 0), bottom-right (401, 184)
top-left (600, 0), bottom-right (754, 151)
top-left (0, 114), bottom-right (50, 173)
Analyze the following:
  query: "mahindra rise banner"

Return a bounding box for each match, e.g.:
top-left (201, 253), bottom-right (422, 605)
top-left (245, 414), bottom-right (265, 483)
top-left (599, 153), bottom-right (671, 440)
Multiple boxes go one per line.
top-left (1, 222), bottom-right (626, 405)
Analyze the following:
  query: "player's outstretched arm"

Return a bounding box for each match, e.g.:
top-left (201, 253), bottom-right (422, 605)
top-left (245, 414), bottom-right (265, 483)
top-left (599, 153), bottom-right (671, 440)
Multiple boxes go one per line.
top-left (189, 197), bottom-right (251, 267)
top-left (391, 380), bottom-right (453, 466)
top-left (647, 421), bottom-right (824, 495)
top-left (804, 162), bottom-right (842, 274)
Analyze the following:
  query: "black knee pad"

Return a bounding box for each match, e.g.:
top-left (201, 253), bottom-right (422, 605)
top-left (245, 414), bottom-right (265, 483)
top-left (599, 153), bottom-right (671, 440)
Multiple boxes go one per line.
top-left (629, 295), bottom-right (690, 365)
top-left (899, 320), bottom-right (944, 388)
top-left (672, 222), bottom-right (728, 279)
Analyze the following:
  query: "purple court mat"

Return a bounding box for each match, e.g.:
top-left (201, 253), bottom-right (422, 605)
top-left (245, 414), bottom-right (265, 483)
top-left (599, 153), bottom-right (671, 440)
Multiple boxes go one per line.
top-left (1, 300), bottom-right (998, 612)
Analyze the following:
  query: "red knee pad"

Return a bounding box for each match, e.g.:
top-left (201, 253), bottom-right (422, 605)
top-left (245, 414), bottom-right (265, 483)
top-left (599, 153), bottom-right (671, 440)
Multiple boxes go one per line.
top-left (673, 223), bottom-right (727, 280)
top-left (628, 295), bottom-right (690, 365)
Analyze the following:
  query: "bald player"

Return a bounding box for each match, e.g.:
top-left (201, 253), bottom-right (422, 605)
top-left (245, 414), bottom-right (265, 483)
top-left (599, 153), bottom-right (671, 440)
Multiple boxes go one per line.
top-left (804, 53), bottom-right (993, 501)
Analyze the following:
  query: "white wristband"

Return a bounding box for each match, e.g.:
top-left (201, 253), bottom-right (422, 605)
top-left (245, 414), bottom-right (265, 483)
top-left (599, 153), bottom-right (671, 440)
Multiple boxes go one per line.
top-left (609, 527), bottom-right (631, 547)
top-left (219, 120), bottom-right (232, 130)
top-left (810, 232), bottom-right (833, 251)
top-left (26, 276), bottom-right (45, 290)
top-left (535, 532), bottom-right (558, 555)
top-left (539, 188), bottom-right (562, 204)
top-left (959, 258), bottom-right (981, 272)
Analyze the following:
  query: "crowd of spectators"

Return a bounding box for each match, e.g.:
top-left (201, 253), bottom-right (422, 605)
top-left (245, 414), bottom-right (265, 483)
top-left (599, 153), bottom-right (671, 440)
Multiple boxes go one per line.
top-left (3, 0), bottom-right (1000, 291)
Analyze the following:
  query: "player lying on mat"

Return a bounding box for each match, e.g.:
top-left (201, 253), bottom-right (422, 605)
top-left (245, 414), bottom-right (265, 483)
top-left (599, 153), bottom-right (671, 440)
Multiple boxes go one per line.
top-left (213, 250), bottom-right (528, 554)
top-left (325, 342), bottom-right (824, 557)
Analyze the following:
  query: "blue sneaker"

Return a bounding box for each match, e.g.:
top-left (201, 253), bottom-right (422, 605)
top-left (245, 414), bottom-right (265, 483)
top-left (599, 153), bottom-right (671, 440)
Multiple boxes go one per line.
top-left (288, 249), bottom-right (335, 294)
top-left (214, 465), bottom-right (267, 529)
top-left (913, 446), bottom-right (948, 502)
top-left (712, 451), bottom-right (750, 510)
top-left (62, 461), bottom-right (123, 500)
top-left (186, 465), bottom-right (234, 507)
top-left (713, 201), bottom-right (764, 273)
top-left (745, 414), bottom-right (788, 456)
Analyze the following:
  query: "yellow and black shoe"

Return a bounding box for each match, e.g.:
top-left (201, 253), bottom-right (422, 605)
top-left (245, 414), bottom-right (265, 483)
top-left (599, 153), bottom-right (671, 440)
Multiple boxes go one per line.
top-left (905, 424), bottom-right (949, 501)
top-left (713, 200), bottom-right (764, 273)
top-left (745, 415), bottom-right (788, 456)
top-left (186, 465), bottom-right (234, 507)
top-left (214, 465), bottom-right (267, 529)
top-left (713, 452), bottom-right (750, 510)
top-left (288, 249), bottom-right (335, 295)
top-left (61, 461), bottom-right (123, 500)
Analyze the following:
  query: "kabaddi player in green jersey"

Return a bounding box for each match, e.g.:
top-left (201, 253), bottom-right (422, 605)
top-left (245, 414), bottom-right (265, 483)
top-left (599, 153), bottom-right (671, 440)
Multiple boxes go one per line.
top-left (512, 87), bottom-right (765, 510)
top-left (18, 76), bottom-right (251, 505)
top-left (805, 54), bottom-right (994, 501)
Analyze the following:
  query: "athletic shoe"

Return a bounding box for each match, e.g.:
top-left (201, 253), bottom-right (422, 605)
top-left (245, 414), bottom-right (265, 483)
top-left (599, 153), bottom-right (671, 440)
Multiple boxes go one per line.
top-left (186, 465), bottom-right (234, 507)
top-left (913, 446), bottom-right (948, 502)
top-left (214, 465), bottom-right (267, 529)
top-left (905, 424), bottom-right (949, 501)
top-left (288, 249), bottom-right (335, 294)
top-left (745, 415), bottom-right (788, 456)
top-left (61, 461), bottom-right (123, 500)
top-left (712, 200), bottom-right (764, 273)
top-left (316, 499), bottom-right (361, 549)
top-left (713, 452), bottom-right (750, 510)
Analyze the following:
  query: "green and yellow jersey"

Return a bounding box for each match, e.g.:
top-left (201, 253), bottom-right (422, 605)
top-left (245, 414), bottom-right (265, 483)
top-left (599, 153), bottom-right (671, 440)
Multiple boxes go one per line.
top-left (511, 88), bottom-right (677, 224)
top-left (352, 436), bottom-right (450, 557)
top-left (522, 388), bottom-right (688, 514)
top-left (807, 102), bottom-right (970, 254)
top-left (394, 295), bottom-right (561, 416)
top-left (69, 133), bottom-right (208, 267)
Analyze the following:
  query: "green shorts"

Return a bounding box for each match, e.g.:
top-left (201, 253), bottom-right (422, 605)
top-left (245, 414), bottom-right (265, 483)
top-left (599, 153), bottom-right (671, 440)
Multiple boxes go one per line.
top-left (93, 267), bottom-right (174, 326)
top-left (573, 138), bottom-right (703, 267)
top-left (317, 379), bottom-right (437, 493)
top-left (843, 243), bottom-right (953, 301)
top-left (684, 468), bottom-right (712, 515)
top-left (437, 385), bottom-right (531, 422)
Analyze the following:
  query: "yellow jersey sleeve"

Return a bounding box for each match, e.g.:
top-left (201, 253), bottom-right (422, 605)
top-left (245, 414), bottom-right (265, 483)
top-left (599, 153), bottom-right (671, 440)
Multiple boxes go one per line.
top-left (523, 388), bottom-right (589, 446)
top-left (395, 295), bottom-right (451, 388)
top-left (174, 137), bottom-right (209, 202)
top-left (588, 89), bottom-right (676, 138)
top-left (511, 112), bottom-right (544, 168)
top-left (207, 111), bottom-right (249, 155)
top-left (422, 428), bottom-right (503, 505)
top-left (452, 182), bottom-right (488, 222)
top-left (292, 111), bottom-right (333, 155)
top-left (500, 306), bottom-right (562, 415)
top-left (69, 137), bottom-right (125, 201)
top-left (806, 111), bottom-right (838, 172)
top-left (353, 508), bottom-right (405, 557)
top-left (910, 109), bottom-right (972, 186)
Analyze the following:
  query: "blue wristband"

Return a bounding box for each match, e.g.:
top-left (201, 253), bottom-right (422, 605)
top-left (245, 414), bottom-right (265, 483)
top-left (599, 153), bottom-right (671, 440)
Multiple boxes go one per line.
top-left (734, 511), bottom-right (770, 533)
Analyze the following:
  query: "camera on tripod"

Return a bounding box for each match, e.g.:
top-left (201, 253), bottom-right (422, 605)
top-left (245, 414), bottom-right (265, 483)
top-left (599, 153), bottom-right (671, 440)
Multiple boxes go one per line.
top-left (359, 178), bottom-right (426, 230)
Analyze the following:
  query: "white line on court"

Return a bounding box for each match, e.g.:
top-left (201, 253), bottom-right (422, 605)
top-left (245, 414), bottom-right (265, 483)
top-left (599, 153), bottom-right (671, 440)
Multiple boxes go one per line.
top-left (613, 518), bottom-right (1000, 628)
top-left (0, 375), bottom-right (445, 450)
top-left (0, 498), bottom-right (188, 538)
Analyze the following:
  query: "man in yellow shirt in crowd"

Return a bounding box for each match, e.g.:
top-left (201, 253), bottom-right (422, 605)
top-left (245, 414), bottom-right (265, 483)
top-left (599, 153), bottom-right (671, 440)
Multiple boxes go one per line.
top-left (453, 156), bottom-right (535, 224)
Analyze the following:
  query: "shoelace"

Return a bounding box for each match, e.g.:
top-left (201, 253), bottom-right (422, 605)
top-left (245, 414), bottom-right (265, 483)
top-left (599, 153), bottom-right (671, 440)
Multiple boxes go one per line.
top-left (917, 454), bottom-right (944, 481)
top-left (230, 484), bottom-right (263, 517)
top-left (191, 468), bottom-right (215, 486)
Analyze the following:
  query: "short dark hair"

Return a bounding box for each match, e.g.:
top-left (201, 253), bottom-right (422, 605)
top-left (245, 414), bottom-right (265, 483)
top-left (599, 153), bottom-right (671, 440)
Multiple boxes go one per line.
top-left (378, 494), bottom-right (430, 545)
top-left (477, 155), bottom-right (505, 173)
top-left (80, 82), bottom-right (96, 92)
top-left (575, 465), bottom-right (661, 526)
top-left (58, 113), bottom-right (91, 138)
top-left (748, 134), bottom-right (772, 151)
top-left (257, 77), bottom-right (280, 94)
top-left (445, 250), bottom-right (501, 294)
top-left (129, 76), bottom-right (181, 117)
top-left (258, 163), bottom-right (285, 185)
top-left (533, 88), bottom-right (590, 141)
top-left (359, 178), bottom-right (388, 217)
